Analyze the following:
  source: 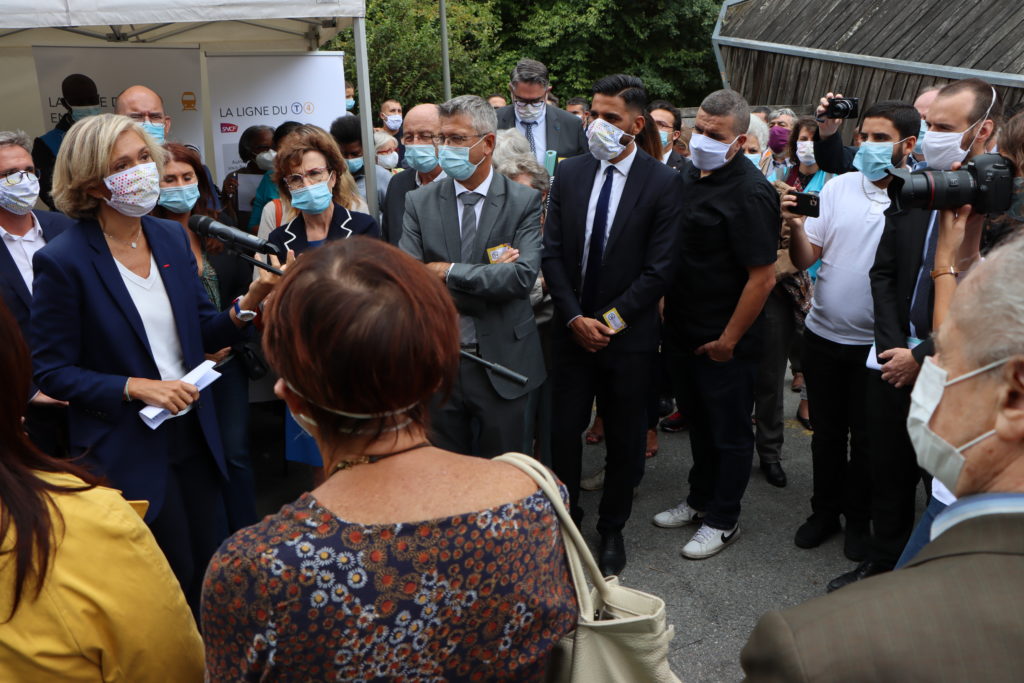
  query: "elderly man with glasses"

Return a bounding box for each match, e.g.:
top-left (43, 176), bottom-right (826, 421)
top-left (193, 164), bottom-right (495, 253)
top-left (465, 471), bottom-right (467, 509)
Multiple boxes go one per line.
top-left (380, 103), bottom-right (447, 245)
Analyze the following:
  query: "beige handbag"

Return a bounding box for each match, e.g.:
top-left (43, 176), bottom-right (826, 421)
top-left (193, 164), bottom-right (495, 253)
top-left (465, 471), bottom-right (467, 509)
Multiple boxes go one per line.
top-left (495, 453), bottom-right (682, 683)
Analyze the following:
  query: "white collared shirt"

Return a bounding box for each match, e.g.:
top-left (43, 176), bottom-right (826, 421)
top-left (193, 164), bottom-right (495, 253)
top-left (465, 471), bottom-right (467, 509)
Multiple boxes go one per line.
top-left (415, 168), bottom-right (447, 188)
top-left (662, 148), bottom-right (673, 163)
top-left (515, 107), bottom-right (548, 165)
top-left (0, 213), bottom-right (45, 293)
top-left (453, 168), bottom-right (494, 238)
top-left (582, 144), bottom-right (637, 271)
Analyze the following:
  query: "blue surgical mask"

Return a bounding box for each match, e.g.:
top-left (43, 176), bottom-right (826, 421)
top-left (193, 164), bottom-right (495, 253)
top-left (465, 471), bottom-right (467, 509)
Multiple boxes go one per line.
top-left (345, 98), bottom-right (355, 111)
top-left (744, 152), bottom-right (763, 166)
top-left (438, 137), bottom-right (485, 181)
top-left (157, 183), bottom-right (200, 214)
top-left (914, 120), bottom-right (927, 155)
top-left (70, 104), bottom-right (101, 121)
top-left (853, 140), bottom-right (900, 181)
top-left (659, 130), bottom-right (670, 147)
top-left (1008, 177), bottom-right (1024, 222)
top-left (141, 121), bottom-right (166, 144)
top-left (290, 180), bottom-right (333, 215)
top-left (405, 144), bottom-right (439, 173)
top-left (346, 157), bottom-right (364, 174)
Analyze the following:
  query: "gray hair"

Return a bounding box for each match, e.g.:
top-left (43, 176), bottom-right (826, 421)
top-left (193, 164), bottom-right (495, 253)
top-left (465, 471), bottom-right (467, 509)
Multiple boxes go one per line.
top-left (439, 95), bottom-right (497, 135)
top-left (953, 235), bottom-right (1024, 366)
top-left (373, 130), bottom-right (397, 151)
top-left (0, 130), bottom-right (32, 154)
top-left (768, 107), bottom-right (796, 122)
top-left (494, 153), bottom-right (550, 194)
top-left (746, 116), bottom-right (769, 151)
top-left (700, 89), bottom-right (751, 136)
top-left (510, 58), bottom-right (549, 87)
top-left (493, 129), bottom-right (532, 166)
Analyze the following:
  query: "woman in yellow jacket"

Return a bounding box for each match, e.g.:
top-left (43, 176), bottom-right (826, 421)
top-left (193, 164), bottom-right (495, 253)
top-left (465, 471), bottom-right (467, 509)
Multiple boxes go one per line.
top-left (0, 301), bottom-right (203, 682)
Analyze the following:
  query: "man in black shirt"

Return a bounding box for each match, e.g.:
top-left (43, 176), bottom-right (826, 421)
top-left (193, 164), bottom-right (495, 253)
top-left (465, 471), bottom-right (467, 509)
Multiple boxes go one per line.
top-left (654, 89), bottom-right (779, 559)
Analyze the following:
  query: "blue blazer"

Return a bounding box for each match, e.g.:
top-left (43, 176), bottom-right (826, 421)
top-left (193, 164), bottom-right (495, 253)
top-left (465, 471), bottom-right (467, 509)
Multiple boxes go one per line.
top-left (31, 216), bottom-right (245, 520)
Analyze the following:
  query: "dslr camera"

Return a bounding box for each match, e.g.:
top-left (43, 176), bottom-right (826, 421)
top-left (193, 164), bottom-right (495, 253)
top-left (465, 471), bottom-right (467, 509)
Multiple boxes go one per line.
top-left (823, 97), bottom-right (860, 120)
top-left (884, 153), bottom-right (1014, 216)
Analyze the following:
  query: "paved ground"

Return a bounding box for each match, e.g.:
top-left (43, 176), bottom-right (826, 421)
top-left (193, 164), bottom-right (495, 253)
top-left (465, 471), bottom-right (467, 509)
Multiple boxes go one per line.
top-left (249, 380), bottom-right (926, 682)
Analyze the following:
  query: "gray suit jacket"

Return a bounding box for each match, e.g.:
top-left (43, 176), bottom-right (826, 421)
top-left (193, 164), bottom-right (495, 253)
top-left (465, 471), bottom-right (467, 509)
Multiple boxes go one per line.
top-left (496, 104), bottom-right (588, 160)
top-left (741, 512), bottom-right (1024, 682)
top-left (399, 170), bottom-right (545, 399)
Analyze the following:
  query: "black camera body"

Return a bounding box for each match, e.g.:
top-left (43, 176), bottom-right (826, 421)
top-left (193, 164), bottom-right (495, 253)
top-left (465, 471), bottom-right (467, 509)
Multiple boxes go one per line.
top-left (884, 153), bottom-right (1015, 216)
top-left (824, 97), bottom-right (860, 119)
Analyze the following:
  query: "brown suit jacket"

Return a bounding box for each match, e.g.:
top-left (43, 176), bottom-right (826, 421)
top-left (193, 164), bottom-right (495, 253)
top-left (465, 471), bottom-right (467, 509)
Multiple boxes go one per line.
top-left (741, 512), bottom-right (1024, 682)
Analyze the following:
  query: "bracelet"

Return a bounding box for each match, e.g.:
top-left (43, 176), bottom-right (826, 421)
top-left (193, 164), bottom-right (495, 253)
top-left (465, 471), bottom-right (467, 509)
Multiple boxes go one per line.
top-left (930, 265), bottom-right (959, 280)
top-left (123, 378), bottom-right (132, 402)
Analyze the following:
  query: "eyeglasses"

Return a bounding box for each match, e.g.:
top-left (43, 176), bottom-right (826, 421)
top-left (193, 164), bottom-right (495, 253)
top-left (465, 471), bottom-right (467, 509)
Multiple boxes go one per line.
top-left (653, 120), bottom-right (675, 131)
top-left (2, 169), bottom-right (38, 186)
top-left (284, 167), bottom-right (332, 191)
top-left (436, 134), bottom-right (483, 147)
top-left (509, 89), bottom-right (546, 106)
top-left (126, 112), bottom-right (166, 123)
top-left (402, 133), bottom-right (437, 145)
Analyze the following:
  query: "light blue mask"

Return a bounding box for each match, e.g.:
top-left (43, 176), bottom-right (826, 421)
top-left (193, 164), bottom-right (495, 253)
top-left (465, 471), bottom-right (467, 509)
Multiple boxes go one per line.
top-left (853, 141), bottom-right (898, 181)
top-left (157, 183), bottom-right (200, 214)
top-left (659, 130), bottom-right (670, 147)
top-left (1008, 177), bottom-right (1024, 222)
top-left (141, 121), bottom-right (166, 144)
top-left (70, 105), bottom-right (101, 121)
top-left (744, 152), bottom-right (762, 166)
top-left (438, 137), bottom-right (485, 181)
top-left (914, 120), bottom-right (927, 155)
top-left (346, 157), bottom-right (364, 174)
top-left (345, 98), bottom-right (355, 111)
top-left (291, 181), bottom-right (333, 214)
top-left (405, 144), bottom-right (439, 173)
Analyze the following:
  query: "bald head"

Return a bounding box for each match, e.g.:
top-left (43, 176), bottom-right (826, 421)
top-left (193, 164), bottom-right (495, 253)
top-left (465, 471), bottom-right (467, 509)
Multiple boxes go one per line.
top-left (404, 103), bottom-right (441, 133)
top-left (914, 87), bottom-right (940, 118)
top-left (115, 85), bottom-right (170, 137)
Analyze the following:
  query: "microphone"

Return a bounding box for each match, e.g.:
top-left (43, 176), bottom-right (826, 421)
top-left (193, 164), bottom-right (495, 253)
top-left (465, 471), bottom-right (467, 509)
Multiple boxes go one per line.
top-left (188, 215), bottom-right (283, 257)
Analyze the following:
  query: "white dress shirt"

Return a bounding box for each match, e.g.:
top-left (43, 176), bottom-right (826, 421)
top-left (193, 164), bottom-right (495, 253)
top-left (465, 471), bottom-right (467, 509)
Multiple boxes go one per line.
top-left (582, 144), bottom-right (637, 272)
top-left (515, 107), bottom-right (548, 165)
top-left (415, 169), bottom-right (447, 187)
top-left (1, 213), bottom-right (45, 293)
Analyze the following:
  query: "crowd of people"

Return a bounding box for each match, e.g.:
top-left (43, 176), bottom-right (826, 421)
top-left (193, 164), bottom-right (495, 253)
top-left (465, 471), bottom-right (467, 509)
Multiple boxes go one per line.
top-left (1, 53), bottom-right (1023, 680)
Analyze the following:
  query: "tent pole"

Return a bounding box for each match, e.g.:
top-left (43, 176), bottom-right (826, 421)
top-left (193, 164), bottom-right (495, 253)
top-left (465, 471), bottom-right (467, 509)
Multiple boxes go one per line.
top-left (353, 16), bottom-right (378, 218)
top-left (439, 0), bottom-right (451, 100)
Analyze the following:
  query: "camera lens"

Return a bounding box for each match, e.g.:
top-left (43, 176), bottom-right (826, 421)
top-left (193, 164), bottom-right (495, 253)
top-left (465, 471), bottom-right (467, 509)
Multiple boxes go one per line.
top-left (926, 170), bottom-right (977, 210)
top-left (830, 100), bottom-right (851, 117)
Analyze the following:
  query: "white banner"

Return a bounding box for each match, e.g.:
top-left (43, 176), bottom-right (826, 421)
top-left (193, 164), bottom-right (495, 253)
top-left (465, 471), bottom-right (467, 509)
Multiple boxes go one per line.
top-left (32, 46), bottom-right (204, 157)
top-left (207, 52), bottom-right (347, 180)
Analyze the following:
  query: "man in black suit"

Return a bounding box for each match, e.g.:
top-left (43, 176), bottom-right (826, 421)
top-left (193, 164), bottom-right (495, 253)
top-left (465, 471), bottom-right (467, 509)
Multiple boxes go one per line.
top-left (0, 130), bottom-right (73, 456)
top-left (380, 103), bottom-right (446, 245)
top-left (496, 58), bottom-right (588, 166)
top-left (542, 74), bottom-right (683, 576)
top-left (647, 100), bottom-right (690, 172)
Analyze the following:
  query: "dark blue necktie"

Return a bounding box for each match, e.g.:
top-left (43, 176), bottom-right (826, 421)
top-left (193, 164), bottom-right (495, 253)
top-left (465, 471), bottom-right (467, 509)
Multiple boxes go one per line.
top-left (909, 216), bottom-right (939, 336)
top-left (581, 166), bottom-right (615, 313)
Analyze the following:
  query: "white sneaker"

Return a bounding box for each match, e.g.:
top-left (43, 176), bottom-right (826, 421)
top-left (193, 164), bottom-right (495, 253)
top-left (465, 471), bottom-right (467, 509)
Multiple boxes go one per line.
top-left (652, 501), bottom-right (705, 528)
top-left (580, 468), bottom-right (605, 491)
top-left (681, 523), bottom-right (740, 559)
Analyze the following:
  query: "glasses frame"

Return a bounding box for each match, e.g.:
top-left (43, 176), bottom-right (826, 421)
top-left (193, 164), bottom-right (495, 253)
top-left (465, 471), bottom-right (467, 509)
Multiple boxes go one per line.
top-left (2, 168), bottom-right (39, 186)
top-left (284, 167), bottom-right (333, 191)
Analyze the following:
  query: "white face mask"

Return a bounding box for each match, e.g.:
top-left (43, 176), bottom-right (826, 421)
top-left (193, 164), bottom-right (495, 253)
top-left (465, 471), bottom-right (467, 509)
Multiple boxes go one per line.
top-left (922, 86), bottom-right (997, 171)
top-left (255, 149), bottom-right (276, 171)
top-left (796, 140), bottom-right (816, 166)
top-left (103, 162), bottom-right (161, 217)
top-left (0, 172), bottom-right (40, 215)
top-left (907, 356), bottom-right (1008, 493)
top-left (384, 114), bottom-right (403, 131)
top-left (586, 118), bottom-right (633, 161)
top-left (689, 133), bottom-right (738, 171)
top-left (377, 151), bottom-right (399, 170)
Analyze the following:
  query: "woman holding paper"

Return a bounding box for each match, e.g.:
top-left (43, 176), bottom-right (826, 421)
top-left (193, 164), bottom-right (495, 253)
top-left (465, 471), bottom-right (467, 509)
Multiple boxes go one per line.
top-left (31, 113), bottom-right (289, 613)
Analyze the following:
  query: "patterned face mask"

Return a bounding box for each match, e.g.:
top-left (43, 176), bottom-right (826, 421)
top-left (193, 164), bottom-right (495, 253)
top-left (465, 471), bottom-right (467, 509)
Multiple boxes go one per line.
top-left (103, 162), bottom-right (161, 217)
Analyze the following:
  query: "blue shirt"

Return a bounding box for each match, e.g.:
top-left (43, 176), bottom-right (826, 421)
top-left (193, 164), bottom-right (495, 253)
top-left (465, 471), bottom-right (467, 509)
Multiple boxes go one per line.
top-left (931, 492), bottom-right (1024, 541)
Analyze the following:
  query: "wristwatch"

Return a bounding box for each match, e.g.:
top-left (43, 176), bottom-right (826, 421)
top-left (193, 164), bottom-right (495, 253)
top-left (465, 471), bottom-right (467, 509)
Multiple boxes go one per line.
top-left (233, 297), bottom-right (258, 322)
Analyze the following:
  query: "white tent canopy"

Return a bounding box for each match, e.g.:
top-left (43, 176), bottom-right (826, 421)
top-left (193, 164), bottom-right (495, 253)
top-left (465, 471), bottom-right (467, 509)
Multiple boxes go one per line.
top-left (0, 0), bottom-right (381, 213)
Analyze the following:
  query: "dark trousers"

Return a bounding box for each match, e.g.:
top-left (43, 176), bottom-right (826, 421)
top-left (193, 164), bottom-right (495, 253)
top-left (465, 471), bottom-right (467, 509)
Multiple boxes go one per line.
top-left (430, 355), bottom-right (529, 459)
top-left (147, 412), bottom-right (228, 617)
top-left (801, 329), bottom-right (871, 524)
top-left (865, 370), bottom-right (921, 565)
top-left (669, 346), bottom-right (758, 531)
top-left (550, 340), bottom-right (651, 534)
top-left (754, 288), bottom-right (797, 465)
top-left (212, 357), bottom-right (257, 532)
top-left (25, 402), bottom-right (70, 459)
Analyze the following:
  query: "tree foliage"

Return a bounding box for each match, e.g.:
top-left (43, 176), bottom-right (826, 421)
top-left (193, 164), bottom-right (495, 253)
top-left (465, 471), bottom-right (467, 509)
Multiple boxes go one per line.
top-left (326, 0), bottom-right (721, 111)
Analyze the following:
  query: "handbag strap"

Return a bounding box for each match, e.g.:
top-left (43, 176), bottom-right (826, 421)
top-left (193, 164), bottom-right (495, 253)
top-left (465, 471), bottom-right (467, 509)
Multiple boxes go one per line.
top-left (495, 453), bottom-right (612, 616)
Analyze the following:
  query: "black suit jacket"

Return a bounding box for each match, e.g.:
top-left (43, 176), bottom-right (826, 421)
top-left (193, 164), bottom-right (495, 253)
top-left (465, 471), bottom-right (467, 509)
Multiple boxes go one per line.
top-left (870, 207), bottom-right (935, 364)
top-left (1, 210), bottom-right (72, 345)
top-left (812, 129), bottom-right (857, 175)
top-left (665, 150), bottom-right (691, 173)
top-left (496, 104), bottom-right (588, 160)
top-left (542, 148), bottom-right (683, 353)
top-left (381, 169), bottom-right (420, 245)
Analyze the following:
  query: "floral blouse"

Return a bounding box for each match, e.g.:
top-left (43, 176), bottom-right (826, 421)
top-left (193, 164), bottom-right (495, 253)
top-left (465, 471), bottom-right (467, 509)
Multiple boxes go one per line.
top-left (201, 488), bottom-right (578, 682)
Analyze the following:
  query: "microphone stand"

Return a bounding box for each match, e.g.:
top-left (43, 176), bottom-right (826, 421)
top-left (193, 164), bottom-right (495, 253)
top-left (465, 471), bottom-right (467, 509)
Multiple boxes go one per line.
top-left (225, 244), bottom-right (284, 276)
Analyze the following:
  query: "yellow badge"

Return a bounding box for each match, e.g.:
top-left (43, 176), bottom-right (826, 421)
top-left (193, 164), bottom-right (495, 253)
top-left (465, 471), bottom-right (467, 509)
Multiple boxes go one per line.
top-left (602, 308), bottom-right (626, 333)
top-left (487, 243), bottom-right (512, 263)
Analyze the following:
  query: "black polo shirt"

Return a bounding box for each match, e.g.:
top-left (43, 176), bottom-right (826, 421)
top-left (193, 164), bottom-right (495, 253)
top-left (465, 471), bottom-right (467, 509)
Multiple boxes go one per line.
top-left (664, 152), bottom-right (779, 356)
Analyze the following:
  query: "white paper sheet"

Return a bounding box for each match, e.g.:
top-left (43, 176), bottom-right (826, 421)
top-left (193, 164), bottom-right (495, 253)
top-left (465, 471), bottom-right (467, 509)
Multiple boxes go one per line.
top-left (139, 360), bottom-right (222, 430)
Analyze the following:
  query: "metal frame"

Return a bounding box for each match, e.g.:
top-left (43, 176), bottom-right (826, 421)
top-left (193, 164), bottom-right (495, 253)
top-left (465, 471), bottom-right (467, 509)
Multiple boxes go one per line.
top-left (712, 0), bottom-right (1024, 89)
top-left (354, 16), bottom-right (378, 217)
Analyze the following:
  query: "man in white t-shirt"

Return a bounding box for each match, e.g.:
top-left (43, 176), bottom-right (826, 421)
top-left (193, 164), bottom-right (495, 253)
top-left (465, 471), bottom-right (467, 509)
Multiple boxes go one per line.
top-left (782, 101), bottom-right (921, 592)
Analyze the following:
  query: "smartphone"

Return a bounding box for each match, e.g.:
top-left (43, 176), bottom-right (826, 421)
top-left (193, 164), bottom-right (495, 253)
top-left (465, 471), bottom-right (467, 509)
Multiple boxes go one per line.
top-left (788, 191), bottom-right (820, 218)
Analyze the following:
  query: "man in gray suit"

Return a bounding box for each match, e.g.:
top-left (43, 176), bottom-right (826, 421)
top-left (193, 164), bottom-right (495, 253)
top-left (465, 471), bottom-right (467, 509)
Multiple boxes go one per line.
top-left (400, 95), bottom-right (545, 458)
top-left (496, 58), bottom-right (588, 166)
top-left (741, 236), bottom-right (1024, 682)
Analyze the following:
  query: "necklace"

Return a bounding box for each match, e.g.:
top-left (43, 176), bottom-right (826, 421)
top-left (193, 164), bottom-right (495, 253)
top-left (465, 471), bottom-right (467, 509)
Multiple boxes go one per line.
top-left (329, 441), bottom-right (431, 475)
top-left (861, 175), bottom-right (889, 205)
top-left (103, 226), bottom-right (143, 249)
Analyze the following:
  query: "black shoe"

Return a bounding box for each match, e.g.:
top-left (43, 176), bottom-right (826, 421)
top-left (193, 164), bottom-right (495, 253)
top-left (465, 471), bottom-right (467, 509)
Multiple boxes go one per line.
top-left (659, 411), bottom-right (689, 433)
top-left (826, 560), bottom-right (893, 593)
top-left (796, 412), bottom-right (813, 431)
top-left (760, 461), bottom-right (787, 488)
top-left (794, 514), bottom-right (841, 549)
top-left (598, 531), bottom-right (626, 577)
top-left (657, 397), bottom-right (675, 418)
top-left (844, 521), bottom-right (870, 562)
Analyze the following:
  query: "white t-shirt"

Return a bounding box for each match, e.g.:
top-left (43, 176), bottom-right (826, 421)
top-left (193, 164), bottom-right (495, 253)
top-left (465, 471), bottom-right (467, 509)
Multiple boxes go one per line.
top-left (803, 171), bottom-right (890, 345)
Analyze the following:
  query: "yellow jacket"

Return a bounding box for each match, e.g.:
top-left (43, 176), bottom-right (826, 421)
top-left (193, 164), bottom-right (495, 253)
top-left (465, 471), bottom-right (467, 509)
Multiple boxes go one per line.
top-left (0, 472), bottom-right (204, 682)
